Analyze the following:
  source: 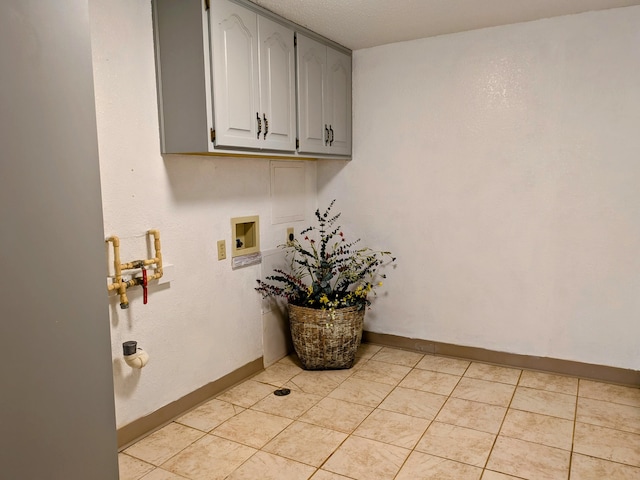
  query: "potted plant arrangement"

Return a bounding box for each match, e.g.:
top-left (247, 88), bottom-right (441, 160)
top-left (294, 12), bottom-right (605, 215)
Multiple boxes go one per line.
top-left (256, 200), bottom-right (395, 370)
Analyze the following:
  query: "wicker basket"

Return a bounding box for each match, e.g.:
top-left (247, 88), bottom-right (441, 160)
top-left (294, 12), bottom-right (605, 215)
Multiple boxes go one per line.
top-left (288, 304), bottom-right (365, 370)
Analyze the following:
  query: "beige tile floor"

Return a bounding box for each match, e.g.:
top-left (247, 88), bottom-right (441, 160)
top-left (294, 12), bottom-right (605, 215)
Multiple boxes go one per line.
top-left (119, 344), bottom-right (640, 480)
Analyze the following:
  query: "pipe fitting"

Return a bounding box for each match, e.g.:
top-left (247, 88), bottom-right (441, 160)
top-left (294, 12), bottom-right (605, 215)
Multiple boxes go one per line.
top-left (106, 230), bottom-right (163, 308)
top-left (122, 341), bottom-right (149, 369)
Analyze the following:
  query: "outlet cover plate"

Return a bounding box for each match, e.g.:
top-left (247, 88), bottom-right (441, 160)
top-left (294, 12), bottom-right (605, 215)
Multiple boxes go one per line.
top-left (217, 240), bottom-right (226, 260)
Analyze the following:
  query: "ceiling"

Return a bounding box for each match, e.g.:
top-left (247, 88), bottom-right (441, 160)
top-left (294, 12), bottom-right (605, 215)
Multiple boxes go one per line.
top-left (247, 0), bottom-right (640, 50)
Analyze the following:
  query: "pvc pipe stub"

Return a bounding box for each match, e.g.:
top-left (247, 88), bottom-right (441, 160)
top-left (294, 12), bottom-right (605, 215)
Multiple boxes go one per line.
top-left (123, 341), bottom-right (138, 356)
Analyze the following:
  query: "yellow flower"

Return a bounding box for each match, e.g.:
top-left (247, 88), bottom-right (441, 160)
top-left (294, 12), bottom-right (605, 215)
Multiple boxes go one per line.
top-left (354, 285), bottom-right (367, 298)
top-left (378, 281), bottom-right (383, 287)
top-left (319, 294), bottom-right (329, 304)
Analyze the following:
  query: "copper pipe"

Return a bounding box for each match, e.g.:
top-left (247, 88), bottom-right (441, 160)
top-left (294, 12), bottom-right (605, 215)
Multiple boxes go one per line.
top-left (106, 236), bottom-right (129, 307)
top-left (119, 259), bottom-right (157, 270)
top-left (106, 230), bottom-right (163, 309)
top-left (148, 229), bottom-right (163, 278)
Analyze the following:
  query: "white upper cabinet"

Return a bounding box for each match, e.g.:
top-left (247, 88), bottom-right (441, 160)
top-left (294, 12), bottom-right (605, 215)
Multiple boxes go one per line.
top-left (326, 47), bottom-right (352, 155)
top-left (258, 16), bottom-right (296, 151)
top-left (211, 0), bottom-right (295, 151)
top-left (297, 34), bottom-right (351, 156)
top-left (210, 0), bottom-right (260, 148)
top-left (152, 0), bottom-right (350, 157)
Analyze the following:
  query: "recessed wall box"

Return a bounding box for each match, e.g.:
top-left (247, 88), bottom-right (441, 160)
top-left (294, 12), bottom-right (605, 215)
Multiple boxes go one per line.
top-left (231, 215), bottom-right (260, 258)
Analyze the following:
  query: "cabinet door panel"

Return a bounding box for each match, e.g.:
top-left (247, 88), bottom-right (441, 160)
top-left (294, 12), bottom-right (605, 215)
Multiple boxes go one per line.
top-left (259, 17), bottom-right (295, 151)
top-left (296, 35), bottom-right (327, 154)
top-left (211, 0), bottom-right (260, 148)
top-left (326, 47), bottom-right (351, 155)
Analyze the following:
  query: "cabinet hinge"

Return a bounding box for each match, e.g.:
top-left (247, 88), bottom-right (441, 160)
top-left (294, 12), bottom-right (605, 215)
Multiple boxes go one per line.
top-left (296, 138), bottom-right (299, 149)
top-left (210, 128), bottom-right (216, 142)
top-left (204, 0), bottom-right (210, 10)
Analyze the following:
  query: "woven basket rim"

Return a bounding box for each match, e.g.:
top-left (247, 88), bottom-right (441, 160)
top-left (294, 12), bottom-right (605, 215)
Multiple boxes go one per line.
top-left (288, 304), bottom-right (363, 313)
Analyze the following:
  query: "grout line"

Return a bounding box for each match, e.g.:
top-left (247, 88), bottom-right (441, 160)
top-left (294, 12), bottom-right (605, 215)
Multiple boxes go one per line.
top-left (566, 378), bottom-right (585, 479)
top-left (390, 355), bottom-right (470, 479)
top-left (313, 349), bottom-right (412, 477)
top-left (391, 359), bottom-right (439, 478)
top-left (479, 368), bottom-right (522, 478)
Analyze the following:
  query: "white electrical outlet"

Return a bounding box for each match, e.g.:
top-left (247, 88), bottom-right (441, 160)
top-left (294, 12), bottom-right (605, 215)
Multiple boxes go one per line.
top-left (217, 240), bottom-right (226, 260)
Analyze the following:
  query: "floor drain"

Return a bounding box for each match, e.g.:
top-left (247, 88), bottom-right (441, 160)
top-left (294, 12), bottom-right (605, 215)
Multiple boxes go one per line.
top-left (274, 388), bottom-right (291, 396)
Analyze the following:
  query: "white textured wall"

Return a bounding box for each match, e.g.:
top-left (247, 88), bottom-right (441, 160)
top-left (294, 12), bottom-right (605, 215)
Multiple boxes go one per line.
top-left (89, 0), bottom-right (316, 427)
top-left (319, 7), bottom-right (640, 370)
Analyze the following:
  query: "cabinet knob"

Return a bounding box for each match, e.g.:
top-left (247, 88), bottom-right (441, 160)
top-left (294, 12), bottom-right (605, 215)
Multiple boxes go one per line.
top-left (324, 124), bottom-right (329, 145)
top-left (256, 113), bottom-right (262, 139)
top-left (263, 113), bottom-right (268, 139)
top-left (329, 125), bottom-right (334, 146)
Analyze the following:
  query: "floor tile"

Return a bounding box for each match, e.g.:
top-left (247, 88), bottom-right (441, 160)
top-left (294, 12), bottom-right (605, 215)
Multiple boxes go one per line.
top-left (175, 398), bottom-right (244, 432)
top-left (286, 370), bottom-right (343, 396)
top-left (327, 377), bottom-right (394, 407)
top-left (486, 436), bottom-right (570, 480)
top-left (519, 370), bottom-right (578, 395)
top-left (353, 408), bottom-right (430, 448)
top-left (355, 343), bottom-right (383, 359)
top-left (370, 346), bottom-right (424, 367)
top-left (350, 355), bottom-right (372, 371)
top-left (322, 436), bottom-right (410, 480)
top-left (118, 453), bottom-right (154, 480)
top-left (252, 388), bottom-right (323, 419)
top-left (161, 435), bottom-right (256, 480)
top-left (378, 386), bottom-right (447, 419)
top-left (216, 379), bottom-right (277, 408)
top-left (398, 368), bottom-right (461, 396)
top-left (351, 359), bottom-right (412, 386)
top-left (576, 396), bottom-right (640, 434)
top-left (140, 468), bottom-right (190, 480)
top-left (415, 421), bottom-right (496, 467)
top-left (415, 355), bottom-right (470, 376)
top-left (464, 363), bottom-right (521, 385)
top-left (310, 471), bottom-right (353, 480)
top-left (226, 451), bottom-right (316, 480)
top-left (396, 451), bottom-right (483, 480)
top-left (451, 377), bottom-right (515, 407)
top-left (299, 397), bottom-right (374, 433)
top-left (510, 386), bottom-right (576, 420)
top-left (293, 367), bottom-right (355, 386)
top-left (435, 397), bottom-right (506, 434)
top-left (578, 379), bottom-right (640, 407)
top-left (276, 355), bottom-right (302, 367)
top-left (263, 421), bottom-right (348, 467)
top-left (212, 409), bottom-right (292, 448)
top-left (121, 344), bottom-right (640, 480)
top-left (480, 471), bottom-right (522, 479)
top-left (251, 362), bottom-right (304, 387)
top-left (124, 422), bottom-right (205, 466)
top-left (570, 453), bottom-right (640, 480)
top-left (500, 409), bottom-right (574, 450)
top-left (573, 422), bottom-right (640, 467)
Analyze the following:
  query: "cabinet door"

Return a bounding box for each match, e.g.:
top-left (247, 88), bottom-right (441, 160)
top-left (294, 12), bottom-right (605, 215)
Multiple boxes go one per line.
top-left (326, 47), bottom-right (352, 155)
top-left (296, 34), bottom-right (327, 154)
top-left (211, 0), bottom-right (260, 148)
top-left (258, 17), bottom-right (295, 151)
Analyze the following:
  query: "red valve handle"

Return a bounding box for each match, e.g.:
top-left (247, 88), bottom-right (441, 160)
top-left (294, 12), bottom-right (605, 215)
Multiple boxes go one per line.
top-left (142, 268), bottom-right (148, 305)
